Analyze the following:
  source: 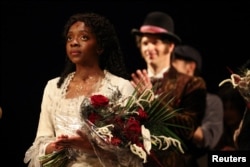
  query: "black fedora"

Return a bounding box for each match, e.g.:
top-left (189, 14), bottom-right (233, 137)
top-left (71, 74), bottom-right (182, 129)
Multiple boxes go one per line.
top-left (131, 11), bottom-right (181, 44)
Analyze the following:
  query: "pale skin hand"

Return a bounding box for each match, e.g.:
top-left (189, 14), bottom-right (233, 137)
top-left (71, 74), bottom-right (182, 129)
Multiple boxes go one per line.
top-left (131, 69), bottom-right (152, 93)
top-left (192, 126), bottom-right (204, 147)
top-left (45, 130), bottom-right (94, 155)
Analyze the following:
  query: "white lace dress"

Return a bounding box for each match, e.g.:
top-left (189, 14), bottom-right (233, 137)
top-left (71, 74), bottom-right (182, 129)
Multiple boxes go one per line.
top-left (24, 71), bottom-right (134, 167)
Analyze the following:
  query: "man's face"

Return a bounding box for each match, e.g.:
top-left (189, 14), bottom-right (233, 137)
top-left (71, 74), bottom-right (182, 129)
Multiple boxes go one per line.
top-left (139, 34), bottom-right (173, 67)
top-left (172, 58), bottom-right (196, 76)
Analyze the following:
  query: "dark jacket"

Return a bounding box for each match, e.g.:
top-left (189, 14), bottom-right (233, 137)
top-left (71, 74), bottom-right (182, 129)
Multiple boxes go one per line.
top-left (145, 67), bottom-right (207, 167)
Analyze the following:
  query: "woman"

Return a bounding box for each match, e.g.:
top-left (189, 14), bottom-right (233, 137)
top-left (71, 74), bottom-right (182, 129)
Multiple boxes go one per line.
top-left (24, 12), bottom-right (135, 167)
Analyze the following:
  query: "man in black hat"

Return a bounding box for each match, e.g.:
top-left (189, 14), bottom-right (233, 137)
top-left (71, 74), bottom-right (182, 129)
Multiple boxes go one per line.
top-left (131, 11), bottom-right (181, 80)
top-left (173, 45), bottom-right (224, 167)
top-left (130, 11), bottom-right (207, 167)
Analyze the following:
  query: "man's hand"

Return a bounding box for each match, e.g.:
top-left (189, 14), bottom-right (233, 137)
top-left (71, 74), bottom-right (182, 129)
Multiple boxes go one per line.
top-left (131, 69), bottom-right (152, 93)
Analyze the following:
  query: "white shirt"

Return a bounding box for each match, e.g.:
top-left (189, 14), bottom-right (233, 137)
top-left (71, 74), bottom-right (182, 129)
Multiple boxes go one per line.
top-left (148, 67), bottom-right (169, 79)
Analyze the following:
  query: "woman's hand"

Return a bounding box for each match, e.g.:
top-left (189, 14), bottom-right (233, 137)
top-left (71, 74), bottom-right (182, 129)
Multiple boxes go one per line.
top-left (46, 131), bottom-right (94, 154)
top-left (45, 135), bottom-right (68, 154)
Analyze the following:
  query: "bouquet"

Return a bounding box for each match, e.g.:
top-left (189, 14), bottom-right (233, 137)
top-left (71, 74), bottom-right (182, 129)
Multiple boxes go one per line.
top-left (80, 87), bottom-right (185, 167)
top-left (38, 86), bottom-right (185, 167)
top-left (39, 149), bottom-right (71, 167)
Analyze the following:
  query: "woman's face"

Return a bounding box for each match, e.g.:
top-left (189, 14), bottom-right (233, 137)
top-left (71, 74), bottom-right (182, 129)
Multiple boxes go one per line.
top-left (66, 21), bottom-right (100, 65)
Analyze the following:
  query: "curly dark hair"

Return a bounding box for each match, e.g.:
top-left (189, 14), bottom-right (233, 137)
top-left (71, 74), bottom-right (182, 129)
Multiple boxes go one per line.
top-left (57, 12), bottom-right (129, 88)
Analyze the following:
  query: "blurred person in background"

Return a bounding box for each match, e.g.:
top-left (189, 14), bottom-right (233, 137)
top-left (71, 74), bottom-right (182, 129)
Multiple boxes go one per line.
top-left (172, 45), bottom-right (224, 167)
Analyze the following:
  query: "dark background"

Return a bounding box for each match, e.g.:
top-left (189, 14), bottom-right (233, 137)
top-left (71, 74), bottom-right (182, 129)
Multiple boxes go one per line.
top-left (1, 1), bottom-right (249, 166)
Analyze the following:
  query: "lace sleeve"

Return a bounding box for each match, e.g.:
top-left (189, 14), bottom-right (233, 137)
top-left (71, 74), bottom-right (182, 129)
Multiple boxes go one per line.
top-left (24, 137), bottom-right (55, 167)
top-left (24, 79), bottom-right (58, 166)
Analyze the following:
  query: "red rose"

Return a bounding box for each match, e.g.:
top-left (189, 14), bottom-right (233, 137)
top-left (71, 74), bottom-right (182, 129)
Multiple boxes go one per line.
top-left (125, 117), bottom-right (141, 134)
top-left (124, 117), bottom-right (141, 143)
top-left (137, 108), bottom-right (148, 120)
top-left (111, 137), bottom-right (122, 146)
top-left (90, 95), bottom-right (109, 108)
top-left (88, 113), bottom-right (102, 124)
